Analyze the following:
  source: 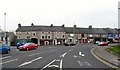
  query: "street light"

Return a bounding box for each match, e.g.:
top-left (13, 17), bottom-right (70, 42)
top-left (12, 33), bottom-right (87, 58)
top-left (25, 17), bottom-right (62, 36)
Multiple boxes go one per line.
top-left (4, 13), bottom-right (7, 44)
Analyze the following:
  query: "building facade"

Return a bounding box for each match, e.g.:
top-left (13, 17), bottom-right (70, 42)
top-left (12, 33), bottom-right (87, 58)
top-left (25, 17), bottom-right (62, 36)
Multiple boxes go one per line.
top-left (16, 23), bottom-right (120, 45)
top-left (0, 28), bottom-right (16, 46)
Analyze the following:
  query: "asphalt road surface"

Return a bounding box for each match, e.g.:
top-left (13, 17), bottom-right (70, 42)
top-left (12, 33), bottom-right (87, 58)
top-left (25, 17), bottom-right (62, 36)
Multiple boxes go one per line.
top-left (0, 44), bottom-right (116, 70)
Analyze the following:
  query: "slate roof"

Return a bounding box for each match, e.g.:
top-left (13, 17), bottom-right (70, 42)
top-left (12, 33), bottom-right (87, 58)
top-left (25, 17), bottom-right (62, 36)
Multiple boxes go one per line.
top-left (0, 32), bottom-right (14, 37)
top-left (16, 26), bottom-right (65, 32)
top-left (65, 27), bottom-right (107, 34)
top-left (103, 28), bottom-right (118, 34)
top-left (16, 25), bottom-right (119, 34)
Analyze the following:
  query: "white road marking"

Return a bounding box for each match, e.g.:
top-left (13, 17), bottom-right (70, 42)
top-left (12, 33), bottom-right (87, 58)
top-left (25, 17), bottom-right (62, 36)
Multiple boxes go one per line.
top-left (60, 60), bottom-right (63, 70)
top-left (0, 59), bottom-right (18, 65)
top-left (0, 56), bottom-right (11, 60)
top-left (81, 54), bottom-right (85, 57)
top-left (69, 49), bottom-right (73, 52)
top-left (18, 57), bottom-right (42, 67)
top-left (79, 52), bottom-right (85, 57)
top-left (55, 59), bottom-right (60, 61)
top-left (85, 61), bottom-right (92, 67)
top-left (41, 59), bottom-right (56, 70)
top-left (77, 61), bottom-right (83, 67)
top-left (48, 65), bottom-right (59, 68)
top-left (79, 52), bottom-right (82, 56)
top-left (60, 52), bottom-right (67, 57)
top-left (74, 55), bottom-right (78, 58)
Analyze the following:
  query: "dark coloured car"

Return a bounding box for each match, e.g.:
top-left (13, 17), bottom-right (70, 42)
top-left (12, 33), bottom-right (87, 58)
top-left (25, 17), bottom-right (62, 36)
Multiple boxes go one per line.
top-left (0, 44), bottom-right (10, 54)
top-left (18, 43), bottom-right (38, 51)
top-left (64, 42), bottom-right (76, 46)
top-left (16, 42), bottom-right (25, 49)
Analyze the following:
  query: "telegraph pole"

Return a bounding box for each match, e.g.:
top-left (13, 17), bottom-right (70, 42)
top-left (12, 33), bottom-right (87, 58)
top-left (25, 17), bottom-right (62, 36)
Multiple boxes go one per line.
top-left (4, 13), bottom-right (7, 44)
top-left (73, 23), bottom-right (75, 44)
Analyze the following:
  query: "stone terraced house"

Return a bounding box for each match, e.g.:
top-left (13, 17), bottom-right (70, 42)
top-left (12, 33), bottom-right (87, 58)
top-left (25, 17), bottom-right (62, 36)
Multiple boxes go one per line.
top-left (16, 23), bottom-right (120, 45)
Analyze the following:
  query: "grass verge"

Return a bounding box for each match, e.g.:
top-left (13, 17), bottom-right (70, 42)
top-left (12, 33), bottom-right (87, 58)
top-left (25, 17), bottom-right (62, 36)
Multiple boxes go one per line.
top-left (106, 44), bottom-right (120, 55)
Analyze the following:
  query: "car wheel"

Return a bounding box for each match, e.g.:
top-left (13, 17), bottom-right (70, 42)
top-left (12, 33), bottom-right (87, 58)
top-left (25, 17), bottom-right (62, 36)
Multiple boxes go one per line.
top-left (19, 49), bottom-right (22, 51)
top-left (34, 47), bottom-right (36, 50)
top-left (26, 48), bottom-right (29, 51)
top-left (6, 50), bottom-right (10, 54)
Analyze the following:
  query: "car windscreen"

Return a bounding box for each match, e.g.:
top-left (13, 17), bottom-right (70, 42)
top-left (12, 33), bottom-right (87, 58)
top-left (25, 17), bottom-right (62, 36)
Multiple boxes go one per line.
top-left (0, 44), bottom-right (8, 47)
top-left (24, 43), bottom-right (31, 46)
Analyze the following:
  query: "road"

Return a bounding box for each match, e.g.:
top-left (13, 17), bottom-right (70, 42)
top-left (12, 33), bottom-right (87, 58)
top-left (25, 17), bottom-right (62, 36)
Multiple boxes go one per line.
top-left (0, 44), bottom-right (116, 70)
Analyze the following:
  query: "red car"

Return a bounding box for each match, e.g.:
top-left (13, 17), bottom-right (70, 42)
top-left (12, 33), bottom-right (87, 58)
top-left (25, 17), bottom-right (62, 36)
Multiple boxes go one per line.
top-left (98, 42), bottom-right (108, 46)
top-left (18, 43), bottom-right (38, 51)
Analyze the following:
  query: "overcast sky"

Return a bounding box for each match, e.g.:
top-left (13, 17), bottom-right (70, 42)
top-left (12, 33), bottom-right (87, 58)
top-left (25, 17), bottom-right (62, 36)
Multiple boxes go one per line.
top-left (0, 0), bottom-right (120, 31)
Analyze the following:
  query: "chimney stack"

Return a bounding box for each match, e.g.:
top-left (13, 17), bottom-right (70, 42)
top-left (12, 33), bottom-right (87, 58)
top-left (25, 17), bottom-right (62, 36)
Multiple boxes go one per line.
top-left (74, 25), bottom-right (76, 28)
top-left (62, 24), bottom-right (65, 27)
top-left (51, 24), bottom-right (53, 27)
top-left (18, 23), bottom-right (21, 28)
top-left (89, 25), bottom-right (92, 30)
top-left (31, 23), bottom-right (34, 26)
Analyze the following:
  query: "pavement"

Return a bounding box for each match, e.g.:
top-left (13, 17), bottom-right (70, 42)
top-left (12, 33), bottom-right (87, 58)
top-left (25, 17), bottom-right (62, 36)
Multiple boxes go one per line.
top-left (92, 45), bottom-right (120, 69)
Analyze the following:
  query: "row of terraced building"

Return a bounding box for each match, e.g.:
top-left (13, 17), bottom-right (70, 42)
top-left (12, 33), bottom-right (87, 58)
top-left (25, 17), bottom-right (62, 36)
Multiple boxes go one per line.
top-left (15, 23), bottom-right (120, 45)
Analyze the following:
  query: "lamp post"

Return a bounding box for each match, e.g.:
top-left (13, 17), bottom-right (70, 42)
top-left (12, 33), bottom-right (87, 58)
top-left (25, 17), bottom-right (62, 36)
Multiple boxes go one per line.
top-left (4, 13), bottom-right (7, 44)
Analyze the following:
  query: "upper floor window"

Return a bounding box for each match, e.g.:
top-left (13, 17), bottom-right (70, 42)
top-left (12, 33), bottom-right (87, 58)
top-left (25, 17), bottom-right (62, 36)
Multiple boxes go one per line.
top-left (17, 32), bottom-right (21, 35)
top-left (48, 36), bottom-right (51, 39)
top-left (26, 32), bottom-right (29, 35)
top-left (82, 34), bottom-right (84, 37)
top-left (42, 36), bottom-right (45, 39)
top-left (48, 32), bottom-right (51, 34)
top-left (41, 32), bottom-right (44, 33)
top-left (27, 36), bottom-right (30, 39)
top-left (33, 32), bottom-right (36, 36)
top-left (56, 35), bottom-right (59, 38)
top-left (63, 35), bottom-right (65, 38)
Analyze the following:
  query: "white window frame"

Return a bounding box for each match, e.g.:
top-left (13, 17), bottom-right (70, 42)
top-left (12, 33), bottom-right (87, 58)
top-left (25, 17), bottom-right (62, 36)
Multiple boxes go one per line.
top-left (41, 35), bottom-right (45, 39)
top-left (32, 32), bottom-right (36, 36)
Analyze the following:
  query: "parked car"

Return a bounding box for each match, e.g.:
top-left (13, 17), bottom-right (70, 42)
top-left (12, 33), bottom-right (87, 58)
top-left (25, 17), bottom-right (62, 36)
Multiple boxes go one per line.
top-left (113, 40), bottom-right (119, 43)
top-left (94, 41), bottom-right (100, 44)
top-left (16, 42), bottom-right (26, 49)
top-left (18, 43), bottom-right (38, 51)
top-left (98, 42), bottom-right (108, 46)
top-left (0, 44), bottom-right (10, 54)
top-left (64, 42), bottom-right (76, 46)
